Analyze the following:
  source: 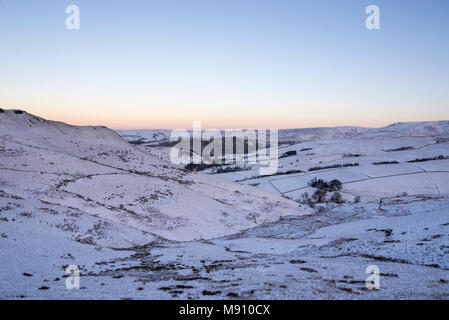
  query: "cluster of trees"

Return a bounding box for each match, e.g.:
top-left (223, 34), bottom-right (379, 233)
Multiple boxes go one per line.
top-left (300, 178), bottom-right (344, 207)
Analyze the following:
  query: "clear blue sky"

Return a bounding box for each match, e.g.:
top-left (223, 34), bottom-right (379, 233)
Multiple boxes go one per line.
top-left (1, 0), bottom-right (448, 129)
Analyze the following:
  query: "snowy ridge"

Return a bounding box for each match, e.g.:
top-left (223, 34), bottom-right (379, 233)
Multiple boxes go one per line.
top-left (0, 109), bottom-right (306, 243)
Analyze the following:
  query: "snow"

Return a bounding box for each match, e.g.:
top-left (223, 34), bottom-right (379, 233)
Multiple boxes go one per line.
top-left (1, 110), bottom-right (448, 299)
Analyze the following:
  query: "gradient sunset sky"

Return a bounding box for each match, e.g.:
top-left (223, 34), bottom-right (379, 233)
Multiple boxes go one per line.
top-left (1, 0), bottom-right (448, 129)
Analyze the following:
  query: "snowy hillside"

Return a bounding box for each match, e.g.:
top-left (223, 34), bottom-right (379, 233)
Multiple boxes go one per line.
top-left (0, 109), bottom-right (305, 242)
top-left (1, 110), bottom-right (448, 299)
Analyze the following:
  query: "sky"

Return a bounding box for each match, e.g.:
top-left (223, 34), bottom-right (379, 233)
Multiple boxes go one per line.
top-left (0, 0), bottom-right (448, 129)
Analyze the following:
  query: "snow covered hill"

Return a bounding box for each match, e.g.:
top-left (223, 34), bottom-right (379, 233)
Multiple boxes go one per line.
top-left (1, 110), bottom-right (448, 300)
top-left (0, 109), bottom-right (306, 243)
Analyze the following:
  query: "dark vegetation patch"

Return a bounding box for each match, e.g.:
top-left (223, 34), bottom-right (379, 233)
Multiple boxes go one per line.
top-left (227, 292), bottom-right (239, 297)
top-left (338, 287), bottom-right (356, 294)
top-left (185, 163), bottom-right (221, 172)
top-left (373, 161), bottom-right (400, 165)
top-left (184, 163), bottom-right (249, 174)
top-left (236, 169), bottom-right (303, 182)
top-left (202, 290), bottom-right (222, 296)
top-left (380, 273), bottom-right (398, 278)
top-left (158, 286), bottom-right (172, 291)
top-left (342, 153), bottom-right (364, 158)
top-left (214, 166), bottom-right (248, 174)
top-left (0, 108), bottom-right (4, 113)
top-left (175, 284), bottom-right (194, 289)
top-left (407, 155), bottom-right (448, 163)
top-left (367, 228), bottom-right (393, 237)
top-left (359, 254), bottom-right (411, 265)
top-left (289, 259), bottom-right (307, 264)
top-left (128, 138), bottom-right (147, 145)
top-left (279, 150), bottom-right (297, 159)
top-left (300, 148), bottom-right (312, 152)
top-left (173, 136), bottom-right (276, 161)
top-left (308, 163), bottom-right (359, 172)
top-left (309, 178), bottom-right (342, 191)
top-left (14, 110), bottom-right (24, 114)
top-left (383, 146), bottom-right (414, 152)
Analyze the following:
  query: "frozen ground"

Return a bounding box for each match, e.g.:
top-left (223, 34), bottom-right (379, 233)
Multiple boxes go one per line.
top-left (1, 109), bottom-right (448, 299)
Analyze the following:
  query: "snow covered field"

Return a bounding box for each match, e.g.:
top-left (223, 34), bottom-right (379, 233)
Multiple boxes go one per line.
top-left (1, 109), bottom-right (448, 299)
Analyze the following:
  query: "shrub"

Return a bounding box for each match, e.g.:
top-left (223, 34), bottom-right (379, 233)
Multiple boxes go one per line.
top-left (299, 192), bottom-right (314, 208)
top-left (0, 108), bottom-right (4, 113)
top-left (373, 161), bottom-right (400, 165)
top-left (301, 192), bottom-right (310, 202)
top-left (354, 195), bottom-right (361, 203)
top-left (13, 110), bottom-right (24, 114)
top-left (329, 179), bottom-right (343, 191)
top-left (312, 189), bottom-right (327, 203)
top-left (309, 178), bottom-right (329, 189)
top-left (330, 191), bottom-right (344, 204)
